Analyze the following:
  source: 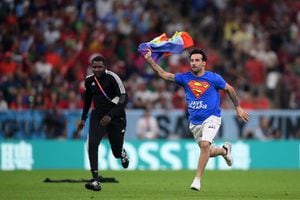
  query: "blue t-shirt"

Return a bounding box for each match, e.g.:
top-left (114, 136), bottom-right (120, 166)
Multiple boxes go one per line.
top-left (175, 71), bottom-right (226, 125)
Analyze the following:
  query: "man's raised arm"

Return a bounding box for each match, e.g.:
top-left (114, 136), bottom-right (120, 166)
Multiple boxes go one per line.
top-left (144, 49), bottom-right (175, 81)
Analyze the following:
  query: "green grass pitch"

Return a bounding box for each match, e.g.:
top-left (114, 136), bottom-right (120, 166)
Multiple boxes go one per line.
top-left (0, 170), bottom-right (299, 200)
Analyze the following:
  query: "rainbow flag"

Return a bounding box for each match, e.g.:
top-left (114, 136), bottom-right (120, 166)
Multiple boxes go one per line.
top-left (138, 31), bottom-right (194, 60)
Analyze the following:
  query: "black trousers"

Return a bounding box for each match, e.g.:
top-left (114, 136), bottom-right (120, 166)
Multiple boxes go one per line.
top-left (88, 110), bottom-right (126, 171)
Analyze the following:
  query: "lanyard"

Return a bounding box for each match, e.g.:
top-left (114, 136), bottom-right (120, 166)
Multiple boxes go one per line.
top-left (93, 76), bottom-right (111, 101)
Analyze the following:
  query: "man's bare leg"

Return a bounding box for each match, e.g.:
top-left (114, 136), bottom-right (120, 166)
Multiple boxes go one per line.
top-left (191, 142), bottom-right (228, 191)
top-left (191, 140), bottom-right (210, 191)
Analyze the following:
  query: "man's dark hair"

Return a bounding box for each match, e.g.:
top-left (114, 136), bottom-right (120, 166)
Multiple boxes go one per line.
top-left (91, 55), bottom-right (106, 65)
top-left (189, 48), bottom-right (207, 62)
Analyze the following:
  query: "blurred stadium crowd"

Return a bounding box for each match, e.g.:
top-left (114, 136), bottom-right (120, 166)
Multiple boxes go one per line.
top-left (0, 0), bottom-right (299, 112)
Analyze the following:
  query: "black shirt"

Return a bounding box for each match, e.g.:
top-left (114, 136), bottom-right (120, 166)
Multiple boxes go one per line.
top-left (81, 70), bottom-right (127, 121)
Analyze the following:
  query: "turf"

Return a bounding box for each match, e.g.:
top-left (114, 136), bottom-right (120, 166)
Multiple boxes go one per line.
top-left (0, 170), bottom-right (299, 200)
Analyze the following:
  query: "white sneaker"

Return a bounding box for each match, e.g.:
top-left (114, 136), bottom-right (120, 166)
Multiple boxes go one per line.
top-left (222, 142), bottom-right (233, 166)
top-left (190, 178), bottom-right (201, 191)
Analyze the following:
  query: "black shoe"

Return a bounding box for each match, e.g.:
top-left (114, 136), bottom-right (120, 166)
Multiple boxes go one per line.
top-left (85, 179), bottom-right (101, 191)
top-left (121, 149), bottom-right (129, 169)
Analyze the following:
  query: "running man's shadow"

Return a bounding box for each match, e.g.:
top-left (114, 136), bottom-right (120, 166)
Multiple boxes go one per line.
top-left (44, 176), bottom-right (118, 183)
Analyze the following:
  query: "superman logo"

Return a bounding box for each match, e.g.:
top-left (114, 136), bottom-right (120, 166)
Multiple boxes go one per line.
top-left (187, 80), bottom-right (210, 98)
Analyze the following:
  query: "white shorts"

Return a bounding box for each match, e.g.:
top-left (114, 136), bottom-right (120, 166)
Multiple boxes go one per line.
top-left (189, 115), bottom-right (221, 143)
